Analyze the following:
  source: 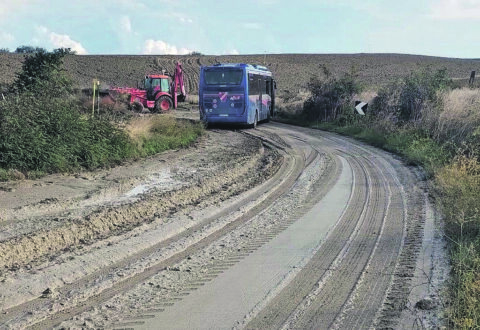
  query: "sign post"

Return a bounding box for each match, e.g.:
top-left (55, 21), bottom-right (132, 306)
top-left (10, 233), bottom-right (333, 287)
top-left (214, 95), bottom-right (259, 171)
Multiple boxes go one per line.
top-left (354, 101), bottom-right (368, 116)
top-left (92, 79), bottom-right (100, 117)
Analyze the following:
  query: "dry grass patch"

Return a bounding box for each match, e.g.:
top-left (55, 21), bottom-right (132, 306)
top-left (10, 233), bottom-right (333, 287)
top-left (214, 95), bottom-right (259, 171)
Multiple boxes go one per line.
top-left (430, 88), bottom-right (480, 144)
top-left (355, 90), bottom-right (377, 103)
top-left (126, 116), bottom-right (161, 140)
top-left (126, 115), bottom-right (204, 157)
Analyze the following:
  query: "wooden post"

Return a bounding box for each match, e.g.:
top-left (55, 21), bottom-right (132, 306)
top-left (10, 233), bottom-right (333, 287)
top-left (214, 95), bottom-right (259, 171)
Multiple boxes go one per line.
top-left (469, 71), bottom-right (475, 85)
top-left (92, 79), bottom-right (96, 117)
top-left (92, 79), bottom-right (100, 117)
top-left (97, 81), bottom-right (100, 115)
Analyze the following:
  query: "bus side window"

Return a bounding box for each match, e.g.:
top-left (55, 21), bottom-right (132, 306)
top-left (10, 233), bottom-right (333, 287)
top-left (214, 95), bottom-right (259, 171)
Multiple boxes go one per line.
top-left (266, 80), bottom-right (270, 95)
top-left (249, 73), bottom-right (256, 95)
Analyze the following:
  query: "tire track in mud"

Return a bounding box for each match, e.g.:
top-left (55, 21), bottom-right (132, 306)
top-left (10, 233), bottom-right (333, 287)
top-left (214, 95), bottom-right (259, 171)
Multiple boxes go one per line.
top-left (0, 136), bottom-right (276, 272)
top-left (25, 136), bottom-right (304, 330)
top-left (0, 123), bottom-right (432, 329)
top-left (0, 130), bottom-right (316, 329)
top-left (0, 157), bottom-right (264, 271)
top-left (78, 132), bottom-right (340, 330)
top-left (314, 131), bottom-right (427, 330)
top-left (246, 123), bottom-right (427, 329)
top-left (245, 153), bottom-right (370, 330)
top-left (288, 155), bottom-right (388, 330)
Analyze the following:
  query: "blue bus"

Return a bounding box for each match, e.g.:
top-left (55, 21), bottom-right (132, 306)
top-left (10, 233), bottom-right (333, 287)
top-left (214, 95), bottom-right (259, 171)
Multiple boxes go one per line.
top-left (199, 63), bottom-right (276, 128)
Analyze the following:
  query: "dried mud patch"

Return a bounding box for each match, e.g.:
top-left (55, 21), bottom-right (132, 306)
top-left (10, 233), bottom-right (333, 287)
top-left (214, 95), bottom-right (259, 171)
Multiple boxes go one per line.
top-left (0, 131), bottom-right (282, 274)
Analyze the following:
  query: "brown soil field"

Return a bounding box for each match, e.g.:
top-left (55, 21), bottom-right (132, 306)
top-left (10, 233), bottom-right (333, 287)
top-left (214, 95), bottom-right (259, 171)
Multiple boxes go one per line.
top-left (1, 53), bottom-right (479, 94)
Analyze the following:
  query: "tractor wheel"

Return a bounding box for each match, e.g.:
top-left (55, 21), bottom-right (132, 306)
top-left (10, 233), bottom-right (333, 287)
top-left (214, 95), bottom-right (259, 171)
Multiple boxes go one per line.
top-left (131, 101), bottom-right (144, 113)
top-left (155, 96), bottom-right (173, 112)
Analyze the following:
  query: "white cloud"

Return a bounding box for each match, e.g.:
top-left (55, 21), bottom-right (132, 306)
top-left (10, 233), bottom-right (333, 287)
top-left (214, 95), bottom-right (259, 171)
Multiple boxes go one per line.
top-left (120, 16), bottom-right (132, 34)
top-left (430, 0), bottom-right (480, 19)
top-left (142, 39), bottom-right (191, 55)
top-left (49, 32), bottom-right (87, 54)
top-left (36, 26), bottom-right (88, 54)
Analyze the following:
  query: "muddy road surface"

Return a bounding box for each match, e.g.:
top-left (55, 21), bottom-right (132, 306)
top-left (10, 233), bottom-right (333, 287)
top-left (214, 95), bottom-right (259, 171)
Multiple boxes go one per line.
top-left (0, 122), bottom-right (445, 329)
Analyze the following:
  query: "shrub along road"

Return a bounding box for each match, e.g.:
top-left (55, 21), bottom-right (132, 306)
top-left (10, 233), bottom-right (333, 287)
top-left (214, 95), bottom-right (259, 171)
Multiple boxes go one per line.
top-left (0, 122), bottom-right (444, 329)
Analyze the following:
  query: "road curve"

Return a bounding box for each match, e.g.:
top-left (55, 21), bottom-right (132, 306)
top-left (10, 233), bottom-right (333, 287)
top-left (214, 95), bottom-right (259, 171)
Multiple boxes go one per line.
top-left (0, 122), bottom-right (428, 329)
top-left (110, 123), bottom-right (425, 330)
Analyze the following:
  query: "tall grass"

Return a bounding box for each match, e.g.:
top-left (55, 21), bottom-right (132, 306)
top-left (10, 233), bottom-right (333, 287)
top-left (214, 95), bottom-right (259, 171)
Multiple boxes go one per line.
top-left (426, 88), bottom-right (480, 148)
top-left (436, 156), bottom-right (480, 328)
top-left (127, 116), bottom-right (204, 157)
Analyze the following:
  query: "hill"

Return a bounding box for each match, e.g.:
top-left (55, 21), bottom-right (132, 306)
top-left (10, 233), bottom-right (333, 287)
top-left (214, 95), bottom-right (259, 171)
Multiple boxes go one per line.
top-left (1, 53), bottom-right (479, 95)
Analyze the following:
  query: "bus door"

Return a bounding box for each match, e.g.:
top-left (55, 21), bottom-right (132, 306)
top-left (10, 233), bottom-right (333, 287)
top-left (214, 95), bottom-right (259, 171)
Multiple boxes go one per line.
top-left (266, 78), bottom-right (273, 117)
top-left (271, 79), bottom-right (276, 116)
top-left (258, 77), bottom-right (264, 120)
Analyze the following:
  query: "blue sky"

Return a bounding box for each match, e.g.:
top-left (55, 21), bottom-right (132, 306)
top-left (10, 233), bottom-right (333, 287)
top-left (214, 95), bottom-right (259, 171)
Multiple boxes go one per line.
top-left (0, 0), bottom-right (479, 58)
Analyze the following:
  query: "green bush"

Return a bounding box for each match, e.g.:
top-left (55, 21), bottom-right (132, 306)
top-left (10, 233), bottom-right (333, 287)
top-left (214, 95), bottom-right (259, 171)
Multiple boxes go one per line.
top-left (0, 90), bottom-right (134, 172)
top-left (370, 68), bottom-right (451, 123)
top-left (303, 67), bottom-right (362, 122)
top-left (12, 48), bottom-right (73, 94)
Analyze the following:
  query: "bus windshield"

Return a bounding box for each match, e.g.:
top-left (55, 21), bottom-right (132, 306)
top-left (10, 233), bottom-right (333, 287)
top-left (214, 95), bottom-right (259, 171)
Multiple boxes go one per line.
top-left (204, 69), bottom-right (243, 85)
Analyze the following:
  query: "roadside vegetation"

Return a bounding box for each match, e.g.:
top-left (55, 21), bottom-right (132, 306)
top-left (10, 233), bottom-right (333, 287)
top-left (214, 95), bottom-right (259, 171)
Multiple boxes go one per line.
top-left (276, 68), bottom-right (480, 328)
top-left (0, 48), bottom-right (203, 181)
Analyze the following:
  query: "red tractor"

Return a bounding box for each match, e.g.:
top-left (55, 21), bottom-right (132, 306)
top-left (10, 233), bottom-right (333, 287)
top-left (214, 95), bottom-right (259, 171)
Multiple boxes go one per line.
top-left (111, 61), bottom-right (187, 112)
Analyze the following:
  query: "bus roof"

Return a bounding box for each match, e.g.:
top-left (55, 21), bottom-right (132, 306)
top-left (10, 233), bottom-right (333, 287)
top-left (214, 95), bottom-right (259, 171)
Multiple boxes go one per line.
top-left (205, 63), bottom-right (271, 73)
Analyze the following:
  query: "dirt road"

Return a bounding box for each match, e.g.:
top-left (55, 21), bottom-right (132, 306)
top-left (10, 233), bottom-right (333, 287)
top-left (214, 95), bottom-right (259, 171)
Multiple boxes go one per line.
top-left (0, 122), bottom-right (446, 329)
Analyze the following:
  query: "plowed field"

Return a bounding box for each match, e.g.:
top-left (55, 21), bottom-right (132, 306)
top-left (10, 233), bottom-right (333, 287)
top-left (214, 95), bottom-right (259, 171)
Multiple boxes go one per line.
top-left (1, 53), bottom-right (479, 94)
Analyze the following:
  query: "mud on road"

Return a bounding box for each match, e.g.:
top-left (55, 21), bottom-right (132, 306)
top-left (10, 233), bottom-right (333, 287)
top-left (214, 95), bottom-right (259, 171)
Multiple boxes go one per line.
top-left (0, 122), bottom-right (446, 329)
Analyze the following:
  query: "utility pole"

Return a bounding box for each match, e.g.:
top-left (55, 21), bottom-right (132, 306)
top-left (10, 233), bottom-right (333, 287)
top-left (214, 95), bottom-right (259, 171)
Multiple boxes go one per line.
top-left (92, 79), bottom-right (100, 117)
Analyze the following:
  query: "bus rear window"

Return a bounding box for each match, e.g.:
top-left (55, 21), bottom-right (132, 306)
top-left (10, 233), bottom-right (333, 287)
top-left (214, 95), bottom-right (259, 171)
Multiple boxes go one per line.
top-left (204, 70), bottom-right (243, 85)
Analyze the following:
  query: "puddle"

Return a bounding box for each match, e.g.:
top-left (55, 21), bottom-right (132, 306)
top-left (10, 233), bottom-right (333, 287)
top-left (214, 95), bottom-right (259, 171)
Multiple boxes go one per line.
top-left (123, 169), bottom-right (180, 200)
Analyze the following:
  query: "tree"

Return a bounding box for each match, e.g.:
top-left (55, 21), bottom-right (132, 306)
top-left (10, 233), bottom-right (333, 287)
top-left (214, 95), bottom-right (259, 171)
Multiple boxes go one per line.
top-left (303, 69), bottom-right (361, 122)
top-left (14, 45), bottom-right (46, 54)
top-left (12, 48), bottom-right (72, 94)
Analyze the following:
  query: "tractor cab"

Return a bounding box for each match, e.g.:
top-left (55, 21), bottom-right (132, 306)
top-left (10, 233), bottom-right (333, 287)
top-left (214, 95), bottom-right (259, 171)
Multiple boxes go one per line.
top-left (142, 75), bottom-right (170, 101)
